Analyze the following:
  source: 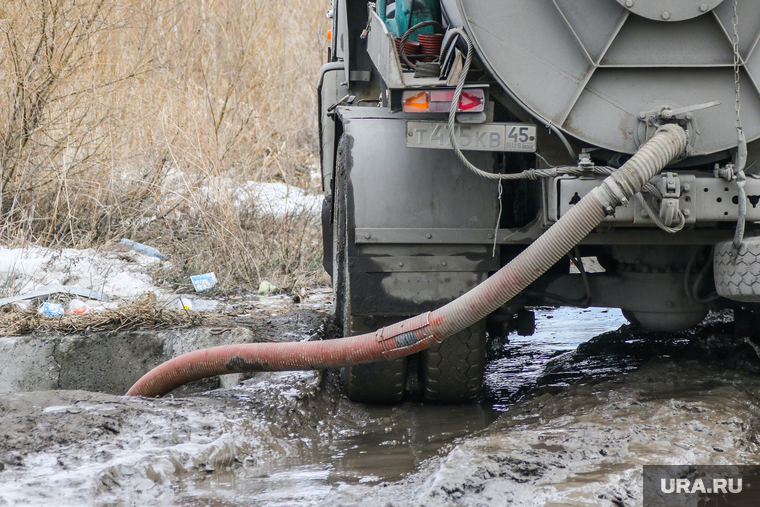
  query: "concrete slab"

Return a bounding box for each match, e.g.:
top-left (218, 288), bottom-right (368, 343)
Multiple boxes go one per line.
top-left (1, 326), bottom-right (257, 395)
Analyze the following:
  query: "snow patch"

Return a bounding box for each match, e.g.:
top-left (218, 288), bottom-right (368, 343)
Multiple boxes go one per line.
top-left (235, 181), bottom-right (321, 218)
top-left (0, 246), bottom-right (160, 300)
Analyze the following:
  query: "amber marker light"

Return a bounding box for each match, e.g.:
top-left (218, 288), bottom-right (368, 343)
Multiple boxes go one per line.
top-left (402, 91), bottom-right (430, 113)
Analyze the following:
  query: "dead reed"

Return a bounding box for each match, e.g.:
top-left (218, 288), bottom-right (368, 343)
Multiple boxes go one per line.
top-left (0, 294), bottom-right (199, 336)
top-left (0, 0), bottom-right (330, 292)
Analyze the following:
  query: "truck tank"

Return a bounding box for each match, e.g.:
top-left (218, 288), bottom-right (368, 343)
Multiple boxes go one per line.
top-left (444, 0), bottom-right (760, 156)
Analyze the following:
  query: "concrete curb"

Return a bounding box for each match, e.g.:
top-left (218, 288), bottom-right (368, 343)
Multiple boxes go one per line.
top-left (0, 327), bottom-right (259, 395)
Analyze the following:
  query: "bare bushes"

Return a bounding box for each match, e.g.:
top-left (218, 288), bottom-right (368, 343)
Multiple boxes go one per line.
top-left (0, 0), bottom-right (329, 291)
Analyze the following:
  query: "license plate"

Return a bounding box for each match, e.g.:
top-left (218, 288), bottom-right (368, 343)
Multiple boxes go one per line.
top-left (406, 121), bottom-right (536, 152)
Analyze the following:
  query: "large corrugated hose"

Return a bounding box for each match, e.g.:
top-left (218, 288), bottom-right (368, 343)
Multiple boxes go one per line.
top-left (126, 125), bottom-right (687, 398)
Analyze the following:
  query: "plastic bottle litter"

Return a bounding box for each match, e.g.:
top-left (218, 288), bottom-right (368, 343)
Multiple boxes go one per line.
top-left (180, 298), bottom-right (218, 312)
top-left (38, 302), bottom-right (65, 317)
top-left (119, 238), bottom-right (166, 259)
top-left (67, 299), bottom-right (98, 315)
top-left (190, 272), bottom-right (217, 292)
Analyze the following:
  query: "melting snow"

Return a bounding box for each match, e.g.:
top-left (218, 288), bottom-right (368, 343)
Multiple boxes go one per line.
top-left (235, 181), bottom-right (322, 218)
top-left (0, 246), bottom-right (160, 299)
top-left (0, 178), bottom-right (323, 308)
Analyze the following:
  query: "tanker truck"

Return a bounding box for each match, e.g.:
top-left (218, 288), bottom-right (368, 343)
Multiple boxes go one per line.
top-left (317, 0), bottom-right (760, 403)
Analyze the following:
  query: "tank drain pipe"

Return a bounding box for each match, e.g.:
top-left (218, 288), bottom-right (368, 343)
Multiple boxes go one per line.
top-left (126, 125), bottom-right (687, 398)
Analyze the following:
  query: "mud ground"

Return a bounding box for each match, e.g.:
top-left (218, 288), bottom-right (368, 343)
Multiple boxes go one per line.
top-left (1, 309), bottom-right (760, 506)
top-left (328, 328), bottom-right (760, 506)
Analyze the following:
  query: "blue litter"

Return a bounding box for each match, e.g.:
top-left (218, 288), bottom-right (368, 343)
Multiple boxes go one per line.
top-left (120, 238), bottom-right (166, 259)
top-left (191, 272), bottom-right (217, 292)
top-left (38, 302), bottom-right (65, 317)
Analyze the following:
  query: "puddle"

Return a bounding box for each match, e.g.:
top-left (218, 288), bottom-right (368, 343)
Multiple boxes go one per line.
top-left (315, 403), bottom-right (496, 480)
top-left (486, 307), bottom-right (629, 410)
top-left (11, 304), bottom-right (717, 507)
top-left (172, 400), bottom-right (498, 506)
top-left (166, 306), bottom-right (630, 505)
top-left (169, 307), bottom-right (629, 506)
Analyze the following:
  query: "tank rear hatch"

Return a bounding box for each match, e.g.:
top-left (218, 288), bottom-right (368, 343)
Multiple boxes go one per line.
top-left (454, 0), bottom-right (760, 155)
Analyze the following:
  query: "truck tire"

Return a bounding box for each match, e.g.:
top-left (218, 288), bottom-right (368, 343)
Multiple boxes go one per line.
top-left (342, 316), bottom-right (408, 404)
top-left (714, 238), bottom-right (760, 302)
top-left (343, 361), bottom-right (408, 403)
top-left (332, 134), bottom-right (408, 403)
top-left (419, 320), bottom-right (487, 403)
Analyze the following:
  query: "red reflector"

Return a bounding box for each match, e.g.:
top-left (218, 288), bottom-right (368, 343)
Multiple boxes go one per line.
top-left (458, 91), bottom-right (484, 111)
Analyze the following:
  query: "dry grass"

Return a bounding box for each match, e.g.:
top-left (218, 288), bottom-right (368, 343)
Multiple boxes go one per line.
top-left (0, 0), bottom-right (330, 292)
top-left (0, 294), bottom-right (199, 335)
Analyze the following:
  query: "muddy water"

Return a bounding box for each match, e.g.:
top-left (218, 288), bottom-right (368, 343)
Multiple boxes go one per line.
top-left (174, 402), bottom-right (497, 506)
top-left (169, 307), bottom-right (630, 506)
top-left (324, 314), bottom-right (760, 506)
top-left (4, 304), bottom-right (756, 506)
top-left (486, 307), bottom-right (629, 409)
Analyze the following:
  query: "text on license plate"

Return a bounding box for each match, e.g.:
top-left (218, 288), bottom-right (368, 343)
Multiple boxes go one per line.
top-left (406, 121), bottom-right (536, 152)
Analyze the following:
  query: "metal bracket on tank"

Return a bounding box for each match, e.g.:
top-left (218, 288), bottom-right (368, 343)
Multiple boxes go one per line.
top-left (635, 100), bottom-right (720, 156)
top-left (615, 0), bottom-right (725, 23)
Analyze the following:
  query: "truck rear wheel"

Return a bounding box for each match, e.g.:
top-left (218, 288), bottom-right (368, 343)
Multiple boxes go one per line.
top-left (343, 360), bottom-right (409, 404)
top-left (331, 133), bottom-right (486, 404)
top-left (342, 317), bottom-right (408, 404)
top-left (419, 320), bottom-right (487, 403)
top-left (333, 135), bottom-right (408, 403)
top-left (341, 357), bottom-right (409, 403)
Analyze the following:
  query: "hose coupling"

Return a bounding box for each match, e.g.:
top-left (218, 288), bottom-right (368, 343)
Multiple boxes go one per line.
top-left (376, 312), bottom-right (433, 356)
top-left (592, 124), bottom-right (688, 214)
top-left (592, 179), bottom-right (630, 215)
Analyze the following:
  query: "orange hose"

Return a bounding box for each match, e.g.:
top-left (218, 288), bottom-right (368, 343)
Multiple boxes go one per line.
top-left (127, 125), bottom-right (687, 397)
